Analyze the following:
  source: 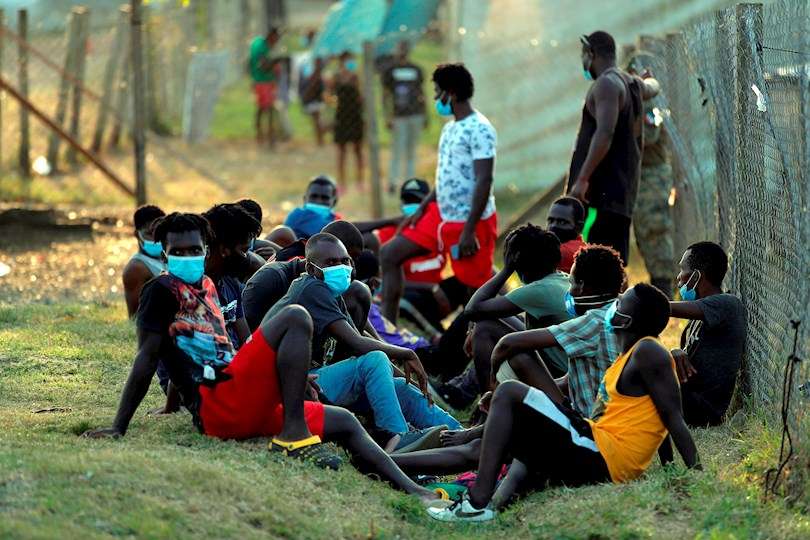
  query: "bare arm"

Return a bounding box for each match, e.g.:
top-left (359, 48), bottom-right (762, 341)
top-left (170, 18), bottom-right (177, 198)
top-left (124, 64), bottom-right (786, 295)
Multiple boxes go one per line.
top-left (234, 317), bottom-right (251, 346)
top-left (637, 341), bottom-right (701, 469)
top-left (354, 216), bottom-right (403, 233)
top-left (570, 78), bottom-right (621, 200)
top-left (122, 262), bottom-right (152, 318)
top-left (85, 330), bottom-right (162, 437)
top-left (464, 265), bottom-right (521, 321)
top-left (491, 328), bottom-right (560, 374)
top-left (669, 301), bottom-right (705, 321)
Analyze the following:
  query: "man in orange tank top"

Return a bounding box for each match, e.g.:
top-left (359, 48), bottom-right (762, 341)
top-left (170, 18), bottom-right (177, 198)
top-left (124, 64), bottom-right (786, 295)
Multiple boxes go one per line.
top-left (425, 284), bottom-right (701, 522)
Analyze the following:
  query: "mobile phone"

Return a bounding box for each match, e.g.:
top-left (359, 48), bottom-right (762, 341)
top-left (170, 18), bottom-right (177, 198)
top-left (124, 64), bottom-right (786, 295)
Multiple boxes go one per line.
top-left (450, 244), bottom-right (460, 259)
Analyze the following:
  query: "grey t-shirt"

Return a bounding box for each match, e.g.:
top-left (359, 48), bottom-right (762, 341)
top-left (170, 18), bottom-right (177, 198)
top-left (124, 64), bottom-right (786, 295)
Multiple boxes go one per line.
top-left (264, 274), bottom-right (355, 368)
top-left (680, 293), bottom-right (747, 425)
top-left (242, 259), bottom-right (305, 331)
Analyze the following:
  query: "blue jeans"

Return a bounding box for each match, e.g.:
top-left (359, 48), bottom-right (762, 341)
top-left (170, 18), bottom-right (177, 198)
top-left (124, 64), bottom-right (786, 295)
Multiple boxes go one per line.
top-left (311, 351), bottom-right (460, 434)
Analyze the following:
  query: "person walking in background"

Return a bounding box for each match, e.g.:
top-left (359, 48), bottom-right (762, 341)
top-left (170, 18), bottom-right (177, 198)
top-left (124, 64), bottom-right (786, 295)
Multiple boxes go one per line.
top-left (296, 29), bottom-right (326, 146)
top-left (566, 31), bottom-right (659, 264)
top-left (383, 42), bottom-right (426, 194)
top-left (249, 27), bottom-right (282, 146)
top-left (332, 52), bottom-right (365, 191)
top-left (626, 52), bottom-right (676, 297)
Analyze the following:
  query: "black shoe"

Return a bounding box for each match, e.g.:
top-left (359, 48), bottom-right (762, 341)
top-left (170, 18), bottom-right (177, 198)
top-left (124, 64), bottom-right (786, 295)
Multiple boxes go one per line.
top-left (390, 425), bottom-right (447, 454)
top-left (437, 382), bottom-right (477, 410)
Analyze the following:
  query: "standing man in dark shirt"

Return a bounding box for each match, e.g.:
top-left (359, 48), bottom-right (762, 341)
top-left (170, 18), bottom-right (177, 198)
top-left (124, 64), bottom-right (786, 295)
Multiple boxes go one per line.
top-left (83, 213), bottom-right (448, 504)
top-left (566, 31), bottom-right (659, 264)
top-left (383, 42), bottom-right (426, 193)
top-left (669, 242), bottom-right (746, 426)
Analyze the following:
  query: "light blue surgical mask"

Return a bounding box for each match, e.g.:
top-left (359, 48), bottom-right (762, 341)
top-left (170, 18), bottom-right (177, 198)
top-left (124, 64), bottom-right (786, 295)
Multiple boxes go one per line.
top-left (564, 291), bottom-right (578, 318)
top-left (679, 270), bottom-right (701, 301)
top-left (603, 300), bottom-right (633, 332)
top-left (303, 202), bottom-right (333, 218)
top-left (166, 253), bottom-right (206, 285)
top-left (313, 263), bottom-right (353, 296)
top-left (435, 97), bottom-right (452, 116)
top-left (345, 59), bottom-right (358, 72)
top-left (583, 68), bottom-right (594, 81)
top-left (401, 203), bottom-right (420, 216)
top-left (139, 233), bottom-right (163, 258)
top-left (248, 237), bottom-right (256, 252)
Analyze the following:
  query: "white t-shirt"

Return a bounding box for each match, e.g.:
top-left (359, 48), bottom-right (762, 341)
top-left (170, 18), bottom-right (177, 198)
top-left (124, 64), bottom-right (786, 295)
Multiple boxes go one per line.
top-left (435, 111), bottom-right (497, 222)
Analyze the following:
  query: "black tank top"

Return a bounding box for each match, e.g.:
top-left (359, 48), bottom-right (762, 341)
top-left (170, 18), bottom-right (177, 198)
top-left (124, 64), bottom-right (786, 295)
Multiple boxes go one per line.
top-left (566, 68), bottom-right (643, 218)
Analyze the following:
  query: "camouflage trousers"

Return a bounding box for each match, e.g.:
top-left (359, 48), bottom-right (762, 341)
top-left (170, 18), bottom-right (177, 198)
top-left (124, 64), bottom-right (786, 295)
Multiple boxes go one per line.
top-left (633, 163), bottom-right (674, 281)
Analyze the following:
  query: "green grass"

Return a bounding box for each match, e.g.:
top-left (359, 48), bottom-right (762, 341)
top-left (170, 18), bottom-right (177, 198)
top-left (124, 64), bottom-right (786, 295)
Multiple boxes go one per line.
top-left (1, 302), bottom-right (809, 538)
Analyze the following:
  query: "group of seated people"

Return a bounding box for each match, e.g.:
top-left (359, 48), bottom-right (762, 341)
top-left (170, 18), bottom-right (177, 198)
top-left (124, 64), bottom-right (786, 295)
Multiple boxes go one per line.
top-left (91, 173), bottom-right (747, 522)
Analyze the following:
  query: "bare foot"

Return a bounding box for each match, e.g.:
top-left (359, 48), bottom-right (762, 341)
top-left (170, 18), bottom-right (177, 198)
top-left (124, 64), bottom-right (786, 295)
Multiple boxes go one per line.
top-left (384, 434), bottom-right (401, 453)
top-left (440, 428), bottom-right (474, 447)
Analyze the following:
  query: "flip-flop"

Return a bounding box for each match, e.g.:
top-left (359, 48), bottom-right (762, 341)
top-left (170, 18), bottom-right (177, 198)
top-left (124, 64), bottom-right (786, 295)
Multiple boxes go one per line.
top-left (269, 435), bottom-right (342, 470)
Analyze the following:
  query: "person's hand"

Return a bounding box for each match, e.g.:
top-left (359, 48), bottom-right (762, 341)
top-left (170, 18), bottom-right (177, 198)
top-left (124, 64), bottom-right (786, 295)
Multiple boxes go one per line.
top-left (306, 374), bottom-right (322, 401)
top-left (440, 428), bottom-right (474, 447)
top-left (569, 179), bottom-right (590, 204)
top-left (401, 349), bottom-right (433, 407)
top-left (147, 405), bottom-right (178, 416)
top-left (82, 427), bottom-right (122, 439)
top-left (457, 229), bottom-right (480, 259)
top-left (477, 391), bottom-right (493, 414)
top-left (463, 325), bottom-right (474, 358)
top-left (671, 348), bottom-right (697, 383)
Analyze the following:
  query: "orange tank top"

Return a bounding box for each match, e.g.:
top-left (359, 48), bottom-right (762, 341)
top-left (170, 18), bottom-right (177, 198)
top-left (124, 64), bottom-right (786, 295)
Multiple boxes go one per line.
top-left (587, 337), bottom-right (674, 483)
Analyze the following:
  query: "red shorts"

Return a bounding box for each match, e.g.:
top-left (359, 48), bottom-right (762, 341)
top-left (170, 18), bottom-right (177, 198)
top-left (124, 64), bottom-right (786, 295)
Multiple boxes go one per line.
top-left (400, 202), bottom-right (497, 288)
top-left (199, 328), bottom-right (325, 440)
top-left (377, 225), bottom-right (445, 284)
top-left (254, 82), bottom-right (277, 110)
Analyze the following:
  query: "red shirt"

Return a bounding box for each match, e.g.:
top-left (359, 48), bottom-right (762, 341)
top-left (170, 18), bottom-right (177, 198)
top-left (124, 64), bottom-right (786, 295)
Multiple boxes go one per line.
top-left (377, 225), bottom-right (445, 284)
top-left (559, 236), bottom-right (585, 273)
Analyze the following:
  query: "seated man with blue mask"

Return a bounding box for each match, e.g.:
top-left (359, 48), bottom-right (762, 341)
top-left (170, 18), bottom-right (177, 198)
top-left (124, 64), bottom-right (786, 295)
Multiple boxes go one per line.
top-left (284, 175), bottom-right (341, 239)
top-left (123, 205), bottom-right (167, 318)
top-left (264, 232), bottom-right (461, 455)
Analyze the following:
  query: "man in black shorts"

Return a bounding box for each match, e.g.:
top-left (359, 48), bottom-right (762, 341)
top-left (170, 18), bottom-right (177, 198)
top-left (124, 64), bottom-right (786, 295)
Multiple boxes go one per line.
top-left (566, 30), bottom-right (659, 263)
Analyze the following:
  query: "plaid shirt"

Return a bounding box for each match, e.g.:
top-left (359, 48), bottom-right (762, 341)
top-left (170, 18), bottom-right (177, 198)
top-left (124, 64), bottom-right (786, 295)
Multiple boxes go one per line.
top-left (547, 305), bottom-right (619, 418)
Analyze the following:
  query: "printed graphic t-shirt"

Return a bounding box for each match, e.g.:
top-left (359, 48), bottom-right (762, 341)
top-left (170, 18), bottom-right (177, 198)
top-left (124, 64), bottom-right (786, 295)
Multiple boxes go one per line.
top-left (137, 274), bottom-right (235, 426)
top-left (436, 111), bottom-right (497, 223)
top-left (382, 62), bottom-right (425, 117)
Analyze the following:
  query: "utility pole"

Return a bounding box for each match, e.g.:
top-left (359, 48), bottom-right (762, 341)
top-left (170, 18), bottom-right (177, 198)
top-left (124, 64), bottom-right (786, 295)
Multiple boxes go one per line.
top-left (131, 0), bottom-right (147, 206)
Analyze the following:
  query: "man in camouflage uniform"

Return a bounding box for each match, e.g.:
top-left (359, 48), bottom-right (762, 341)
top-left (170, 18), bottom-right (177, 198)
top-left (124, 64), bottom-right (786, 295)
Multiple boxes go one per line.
top-left (628, 54), bottom-right (675, 298)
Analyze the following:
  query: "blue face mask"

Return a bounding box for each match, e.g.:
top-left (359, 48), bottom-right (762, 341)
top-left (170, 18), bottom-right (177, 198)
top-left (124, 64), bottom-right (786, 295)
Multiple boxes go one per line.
top-left (603, 300), bottom-right (633, 332)
top-left (313, 263), bottom-right (353, 296)
top-left (304, 202), bottom-right (333, 218)
top-left (248, 237), bottom-right (256, 252)
top-left (167, 253), bottom-right (206, 285)
top-left (583, 68), bottom-right (594, 81)
top-left (679, 270), bottom-right (701, 301)
top-left (401, 203), bottom-right (420, 216)
top-left (345, 59), bottom-right (358, 72)
top-left (139, 233), bottom-right (163, 258)
top-left (435, 97), bottom-right (452, 116)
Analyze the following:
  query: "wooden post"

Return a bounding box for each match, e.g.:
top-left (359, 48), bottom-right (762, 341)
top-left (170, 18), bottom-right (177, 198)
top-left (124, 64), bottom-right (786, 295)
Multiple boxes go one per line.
top-left (92, 5), bottom-right (129, 153)
top-left (362, 41), bottom-right (383, 218)
top-left (66, 8), bottom-right (90, 166)
top-left (131, 0), bottom-right (147, 205)
top-left (0, 9), bottom-right (5, 172)
top-left (714, 7), bottom-right (736, 247)
top-left (238, 0), bottom-right (249, 56)
top-left (205, 0), bottom-right (215, 48)
top-left (47, 8), bottom-right (83, 171)
top-left (109, 35), bottom-right (131, 149)
top-left (17, 9), bottom-right (29, 177)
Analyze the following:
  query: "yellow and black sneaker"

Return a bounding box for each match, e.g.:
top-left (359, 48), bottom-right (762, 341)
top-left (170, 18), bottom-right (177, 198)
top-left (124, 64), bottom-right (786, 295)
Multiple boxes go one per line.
top-left (268, 435), bottom-right (343, 471)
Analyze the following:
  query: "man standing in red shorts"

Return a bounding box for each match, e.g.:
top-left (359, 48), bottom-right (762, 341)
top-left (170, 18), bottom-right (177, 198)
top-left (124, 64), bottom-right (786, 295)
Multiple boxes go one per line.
top-left (249, 27), bottom-right (281, 145)
top-left (380, 63), bottom-right (497, 323)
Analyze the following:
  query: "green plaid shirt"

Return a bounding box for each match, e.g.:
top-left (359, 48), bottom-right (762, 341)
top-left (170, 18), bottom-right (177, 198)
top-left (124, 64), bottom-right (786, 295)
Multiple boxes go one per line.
top-left (547, 304), bottom-right (619, 418)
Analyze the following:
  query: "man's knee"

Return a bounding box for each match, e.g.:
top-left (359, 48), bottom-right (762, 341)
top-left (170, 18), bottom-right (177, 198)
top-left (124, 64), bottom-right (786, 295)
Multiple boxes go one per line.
top-left (380, 238), bottom-right (408, 268)
top-left (507, 353), bottom-right (536, 375)
top-left (344, 280), bottom-right (372, 307)
top-left (357, 351), bottom-right (393, 377)
top-left (260, 304), bottom-right (312, 345)
top-left (473, 319), bottom-right (510, 342)
top-left (491, 380), bottom-right (528, 407)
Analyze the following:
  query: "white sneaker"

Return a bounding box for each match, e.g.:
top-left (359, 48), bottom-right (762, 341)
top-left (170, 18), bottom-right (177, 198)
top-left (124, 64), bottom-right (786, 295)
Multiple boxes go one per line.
top-left (426, 498), bottom-right (495, 522)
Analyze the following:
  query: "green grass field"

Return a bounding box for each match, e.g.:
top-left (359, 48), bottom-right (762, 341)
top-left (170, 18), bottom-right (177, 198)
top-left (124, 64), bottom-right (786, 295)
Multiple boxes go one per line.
top-left (1, 302), bottom-right (809, 539)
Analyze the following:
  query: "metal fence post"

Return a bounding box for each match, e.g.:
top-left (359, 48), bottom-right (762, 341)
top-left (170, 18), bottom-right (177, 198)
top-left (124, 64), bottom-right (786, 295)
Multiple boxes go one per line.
top-left (363, 40), bottom-right (383, 219)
